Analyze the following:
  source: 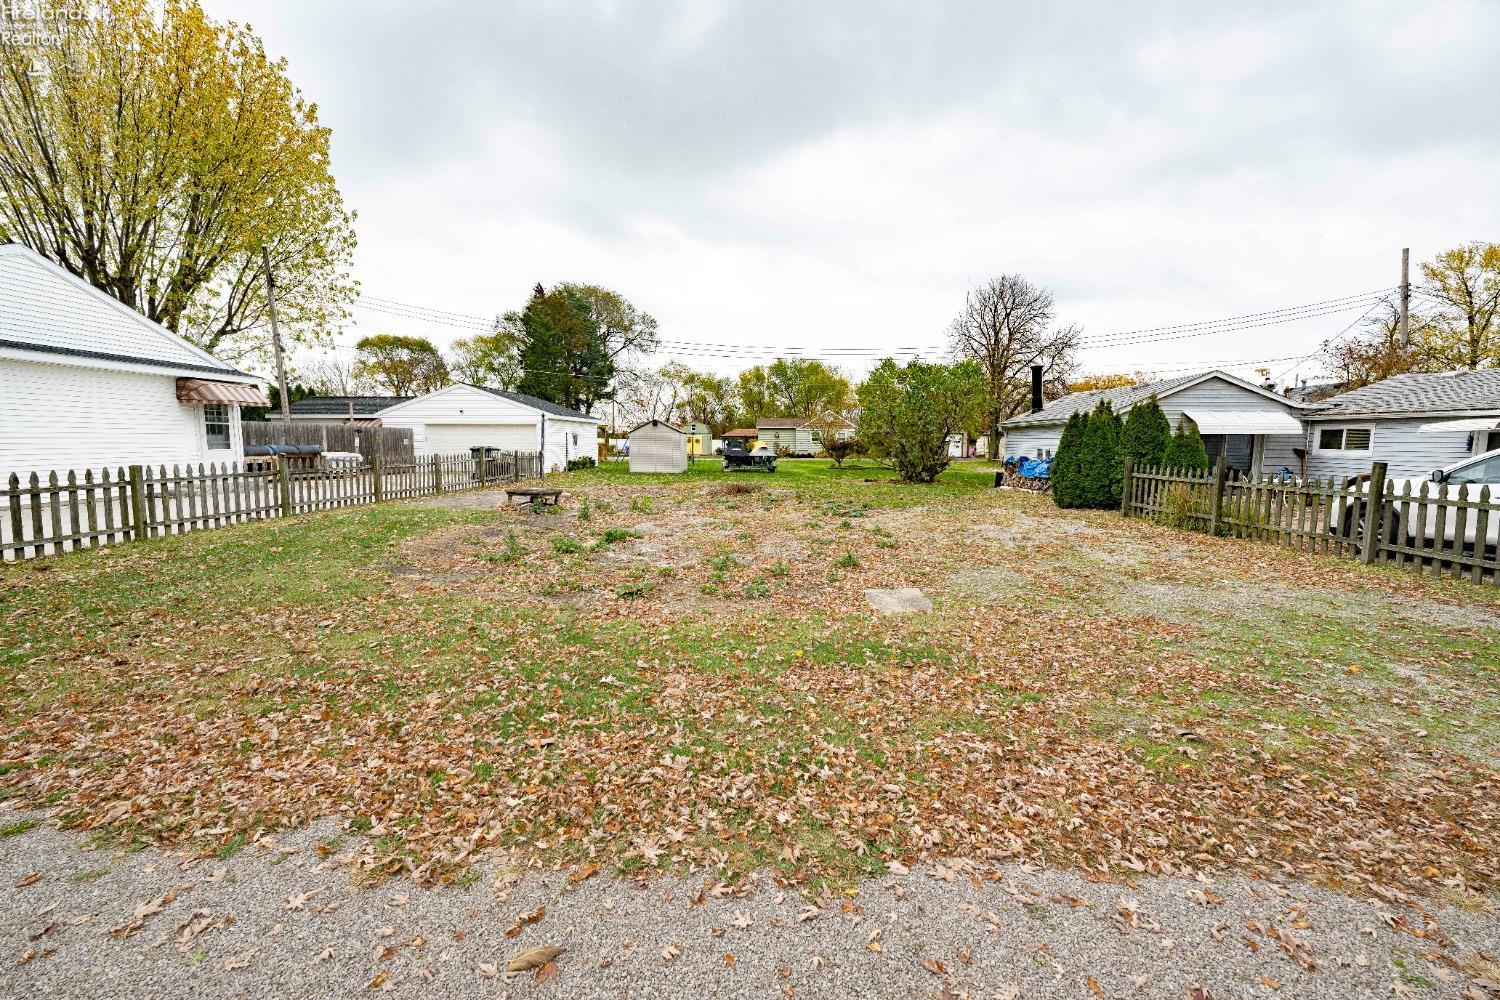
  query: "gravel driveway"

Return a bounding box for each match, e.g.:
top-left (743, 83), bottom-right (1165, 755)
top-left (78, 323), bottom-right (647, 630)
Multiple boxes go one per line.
top-left (2, 809), bottom-right (1496, 999)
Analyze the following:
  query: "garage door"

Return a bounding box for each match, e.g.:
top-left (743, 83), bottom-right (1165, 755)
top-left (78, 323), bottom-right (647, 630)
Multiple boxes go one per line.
top-left (422, 423), bottom-right (535, 455)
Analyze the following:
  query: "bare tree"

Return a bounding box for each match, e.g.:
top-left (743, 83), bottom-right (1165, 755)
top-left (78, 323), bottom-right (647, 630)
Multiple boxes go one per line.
top-left (948, 275), bottom-right (1081, 459)
top-left (294, 347), bottom-right (365, 395)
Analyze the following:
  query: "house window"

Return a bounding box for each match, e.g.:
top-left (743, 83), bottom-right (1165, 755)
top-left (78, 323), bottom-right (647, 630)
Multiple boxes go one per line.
top-left (1317, 427), bottom-right (1371, 451)
top-left (204, 403), bottom-right (231, 451)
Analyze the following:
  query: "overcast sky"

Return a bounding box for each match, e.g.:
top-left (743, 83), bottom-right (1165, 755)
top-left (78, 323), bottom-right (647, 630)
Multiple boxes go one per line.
top-left (207, 0), bottom-right (1500, 386)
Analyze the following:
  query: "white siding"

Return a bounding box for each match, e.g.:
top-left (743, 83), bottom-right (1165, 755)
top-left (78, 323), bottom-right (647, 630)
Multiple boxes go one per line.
top-left (628, 423), bottom-right (688, 473)
top-left (1004, 377), bottom-right (1308, 472)
top-left (1152, 378), bottom-right (1303, 428)
top-left (1003, 427), bottom-right (1062, 459)
top-left (0, 357), bottom-right (241, 478)
top-left (379, 385), bottom-right (541, 457)
top-left (423, 423), bottom-right (537, 455)
top-left (1304, 417), bottom-right (1477, 481)
top-left (542, 417), bottom-right (598, 472)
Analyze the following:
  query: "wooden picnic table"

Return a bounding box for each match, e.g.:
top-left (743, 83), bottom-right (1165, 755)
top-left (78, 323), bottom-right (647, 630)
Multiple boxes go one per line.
top-left (504, 487), bottom-right (563, 508)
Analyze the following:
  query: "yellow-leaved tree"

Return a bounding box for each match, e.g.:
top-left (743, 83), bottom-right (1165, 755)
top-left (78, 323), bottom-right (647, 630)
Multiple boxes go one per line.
top-left (0, 0), bottom-right (356, 361)
top-left (1418, 241), bottom-right (1500, 370)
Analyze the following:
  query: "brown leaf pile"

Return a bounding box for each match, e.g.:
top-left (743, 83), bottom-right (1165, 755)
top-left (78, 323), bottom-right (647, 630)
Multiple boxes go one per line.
top-left (1, 478), bottom-right (1496, 904)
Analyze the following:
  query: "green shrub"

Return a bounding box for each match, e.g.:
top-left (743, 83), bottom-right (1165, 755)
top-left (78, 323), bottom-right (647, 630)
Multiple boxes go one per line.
top-left (1051, 410), bottom-right (1088, 509)
top-left (551, 535), bottom-right (585, 555)
top-left (1164, 416), bottom-right (1210, 470)
top-left (1121, 394), bottom-right (1171, 468)
top-left (565, 456), bottom-right (596, 472)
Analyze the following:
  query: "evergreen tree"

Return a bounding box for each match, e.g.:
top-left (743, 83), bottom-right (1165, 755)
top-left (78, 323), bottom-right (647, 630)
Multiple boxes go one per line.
top-left (514, 284), bottom-right (614, 412)
top-left (1050, 410), bottom-right (1088, 509)
top-left (1164, 416), bottom-right (1210, 470)
top-left (1120, 394), bottom-right (1172, 469)
top-left (1076, 400), bottom-right (1124, 508)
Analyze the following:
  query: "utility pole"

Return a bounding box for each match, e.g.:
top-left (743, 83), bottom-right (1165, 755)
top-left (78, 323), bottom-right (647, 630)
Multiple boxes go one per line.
top-left (262, 247), bottom-right (292, 426)
top-left (1399, 247), bottom-right (1410, 348)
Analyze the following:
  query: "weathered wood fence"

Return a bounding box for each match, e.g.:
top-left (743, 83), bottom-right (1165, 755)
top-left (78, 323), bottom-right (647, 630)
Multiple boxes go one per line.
top-left (1, 451), bottom-right (541, 562)
top-left (1123, 457), bottom-right (1499, 585)
top-left (242, 421), bottom-right (415, 462)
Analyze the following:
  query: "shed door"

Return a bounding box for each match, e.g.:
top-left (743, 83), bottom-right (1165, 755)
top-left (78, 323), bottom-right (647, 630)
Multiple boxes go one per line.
top-left (422, 423), bottom-right (535, 455)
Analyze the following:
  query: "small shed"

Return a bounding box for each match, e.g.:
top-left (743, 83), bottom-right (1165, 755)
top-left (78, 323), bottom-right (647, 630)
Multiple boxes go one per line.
top-left (627, 420), bottom-right (688, 473)
top-left (684, 421), bottom-right (714, 458)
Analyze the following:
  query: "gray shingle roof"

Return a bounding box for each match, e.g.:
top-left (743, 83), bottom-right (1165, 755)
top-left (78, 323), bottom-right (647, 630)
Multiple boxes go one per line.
top-left (1001, 372), bottom-right (1208, 428)
top-left (470, 385), bottom-right (595, 421)
top-left (0, 243), bottom-right (252, 379)
top-left (1306, 369), bottom-right (1500, 420)
top-left (290, 396), bottom-right (411, 416)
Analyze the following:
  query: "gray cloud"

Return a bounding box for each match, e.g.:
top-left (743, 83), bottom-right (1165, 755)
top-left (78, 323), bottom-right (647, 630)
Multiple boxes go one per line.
top-left (211, 0), bottom-right (1500, 380)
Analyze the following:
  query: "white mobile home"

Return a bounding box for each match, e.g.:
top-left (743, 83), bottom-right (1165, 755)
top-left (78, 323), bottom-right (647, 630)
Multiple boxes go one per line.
top-left (1001, 370), bottom-right (1309, 477)
top-left (373, 383), bottom-right (598, 472)
top-left (0, 244), bottom-right (267, 479)
top-left (1302, 370), bottom-right (1500, 481)
top-left (627, 420), bottom-right (688, 473)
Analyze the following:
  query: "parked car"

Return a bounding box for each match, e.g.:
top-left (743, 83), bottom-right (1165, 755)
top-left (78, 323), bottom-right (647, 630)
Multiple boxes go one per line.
top-left (1333, 447), bottom-right (1500, 552)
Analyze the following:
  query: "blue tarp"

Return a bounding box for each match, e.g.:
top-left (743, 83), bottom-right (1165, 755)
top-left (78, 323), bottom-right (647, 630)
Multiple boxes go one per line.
top-left (1017, 457), bottom-right (1052, 480)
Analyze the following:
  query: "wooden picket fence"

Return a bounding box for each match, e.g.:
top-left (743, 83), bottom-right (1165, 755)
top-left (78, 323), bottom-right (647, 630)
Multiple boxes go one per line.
top-left (1, 451), bottom-right (542, 561)
top-left (1123, 457), bottom-right (1499, 585)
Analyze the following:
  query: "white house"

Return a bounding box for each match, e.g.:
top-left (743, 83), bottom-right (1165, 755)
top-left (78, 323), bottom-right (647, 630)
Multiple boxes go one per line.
top-left (0, 243), bottom-right (267, 479)
top-left (1002, 370), bottom-right (1309, 477)
top-left (373, 383), bottom-right (598, 472)
top-left (755, 412), bottom-right (857, 456)
top-left (627, 420), bottom-right (688, 473)
top-left (1301, 370), bottom-right (1500, 481)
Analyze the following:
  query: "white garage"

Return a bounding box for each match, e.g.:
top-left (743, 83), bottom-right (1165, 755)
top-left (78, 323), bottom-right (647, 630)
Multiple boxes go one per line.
top-left (374, 383), bottom-right (598, 471)
top-left (420, 423), bottom-right (537, 454)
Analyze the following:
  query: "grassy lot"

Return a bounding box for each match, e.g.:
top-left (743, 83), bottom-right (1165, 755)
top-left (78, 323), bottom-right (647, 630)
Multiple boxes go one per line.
top-left (1, 458), bottom-right (1497, 902)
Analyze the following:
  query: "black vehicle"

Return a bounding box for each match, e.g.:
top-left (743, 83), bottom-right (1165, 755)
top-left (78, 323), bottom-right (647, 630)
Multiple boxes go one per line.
top-left (721, 441), bottom-right (777, 473)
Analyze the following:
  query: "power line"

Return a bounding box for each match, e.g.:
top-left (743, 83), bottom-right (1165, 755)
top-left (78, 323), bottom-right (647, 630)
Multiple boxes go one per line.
top-left (350, 286), bottom-right (1396, 362)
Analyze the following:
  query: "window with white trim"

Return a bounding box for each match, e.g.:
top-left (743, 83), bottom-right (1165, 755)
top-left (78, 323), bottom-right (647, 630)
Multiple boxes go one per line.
top-left (1316, 427), bottom-right (1371, 451)
top-left (204, 403), bottom-right (231, 451)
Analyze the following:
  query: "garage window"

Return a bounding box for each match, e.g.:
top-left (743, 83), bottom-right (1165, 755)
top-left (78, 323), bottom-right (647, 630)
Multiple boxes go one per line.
top-left (1317, 427), bottom-right (1371, 451)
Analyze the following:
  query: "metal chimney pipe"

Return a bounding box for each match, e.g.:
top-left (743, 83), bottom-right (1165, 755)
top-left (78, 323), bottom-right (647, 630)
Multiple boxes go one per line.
top-left (1030, 364), bottom-right (1044, 414)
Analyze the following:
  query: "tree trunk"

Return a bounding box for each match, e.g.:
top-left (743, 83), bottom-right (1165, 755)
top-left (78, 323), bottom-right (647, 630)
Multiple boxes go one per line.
top-left (987, 413), bottom-right (1001, 460)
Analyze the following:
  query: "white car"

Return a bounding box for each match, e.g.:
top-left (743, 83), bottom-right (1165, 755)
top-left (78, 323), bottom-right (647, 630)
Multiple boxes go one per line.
top-left (1333, 447), bottom-right (1500, 551)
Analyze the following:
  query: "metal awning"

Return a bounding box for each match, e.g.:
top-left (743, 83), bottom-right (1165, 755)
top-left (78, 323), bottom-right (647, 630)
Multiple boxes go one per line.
top-left (176, 378), bottom-right (270, 406)
top-left (1417, 417), bottom-right (1500, 433)
top-left (1181, 409), bottom-right (1304, 435)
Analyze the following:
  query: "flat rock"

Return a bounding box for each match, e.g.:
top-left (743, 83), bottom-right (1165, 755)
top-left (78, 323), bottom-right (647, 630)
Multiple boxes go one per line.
top-left (862, 587), bottom-right (932, 614)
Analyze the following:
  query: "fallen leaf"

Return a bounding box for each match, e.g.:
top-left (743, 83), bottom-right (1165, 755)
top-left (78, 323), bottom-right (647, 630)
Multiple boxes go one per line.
top-left (507, 945), bottom-right (565, 972)
top-left (535, 960), bottom-right (559, 984)
top-left (504, 905), bottom-right (545, 938)
top-left (15, 873), bottom-right (41, 889)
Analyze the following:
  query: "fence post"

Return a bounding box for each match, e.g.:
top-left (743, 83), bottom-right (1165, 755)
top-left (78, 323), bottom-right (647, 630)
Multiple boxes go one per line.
top-left (372, 454), bottom-right (384, 503)
top-left (1120, 457), bottom-right (1135, 517)
top-left (1207, 455), bottom-right (1228, 536)
top-left (278, 460), bottom-right (293, 518)
top-left (1360, 461), bottom-right (1389, 565)
top-left (432, 453), bottom-right (443, 495)
top-left (127, 464), bottom-right (147, 541)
